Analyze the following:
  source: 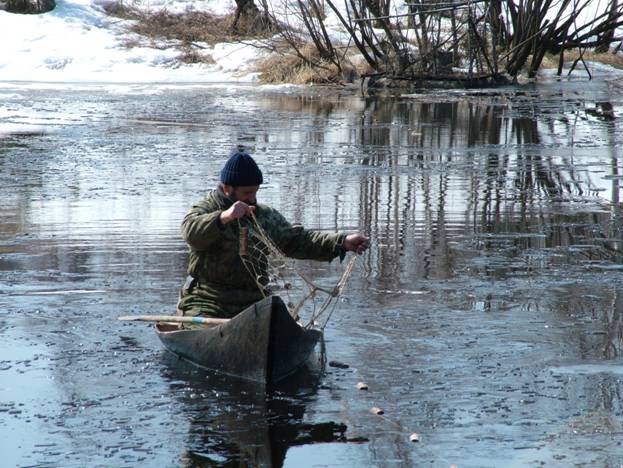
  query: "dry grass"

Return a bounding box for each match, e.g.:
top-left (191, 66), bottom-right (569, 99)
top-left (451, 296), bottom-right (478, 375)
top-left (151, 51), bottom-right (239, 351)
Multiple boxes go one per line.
top-left (103, 2), bottom-right (270, 67)
top-left (541, 50), bottom-right (623, 70)
top-left (104, 2), bottom-right (267, 46)
top-left (178, 49), bottom-right (215, 65)
top-left (105, 2), bottom-right (355, 83)
top-left (101, 0), bottom-right (135, 18)
top-left (254, 42), bottom-right (356, 84)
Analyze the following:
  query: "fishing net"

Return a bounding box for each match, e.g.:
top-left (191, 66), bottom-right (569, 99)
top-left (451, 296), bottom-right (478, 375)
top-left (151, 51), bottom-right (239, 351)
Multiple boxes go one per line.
top-left (236, 213), bottom-right (357, 330)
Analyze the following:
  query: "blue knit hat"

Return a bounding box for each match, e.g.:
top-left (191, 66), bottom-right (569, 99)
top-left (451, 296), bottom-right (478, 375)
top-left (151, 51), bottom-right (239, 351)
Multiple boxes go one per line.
top-left (220, 151), bottom-right (263, 186)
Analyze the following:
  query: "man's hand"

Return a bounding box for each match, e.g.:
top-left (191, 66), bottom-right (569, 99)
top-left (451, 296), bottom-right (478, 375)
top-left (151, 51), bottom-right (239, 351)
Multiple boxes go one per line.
top-left (343, 233), bottom-right (370, 254)
top-left (220, 201), bottom-right (256, 225)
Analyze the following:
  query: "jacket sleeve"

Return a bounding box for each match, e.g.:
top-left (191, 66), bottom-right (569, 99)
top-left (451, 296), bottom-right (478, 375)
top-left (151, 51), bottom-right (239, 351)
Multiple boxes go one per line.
top-left (266, 208), bottom-right (343, 262)
top-left (181, 205), bottom-right (224, 251)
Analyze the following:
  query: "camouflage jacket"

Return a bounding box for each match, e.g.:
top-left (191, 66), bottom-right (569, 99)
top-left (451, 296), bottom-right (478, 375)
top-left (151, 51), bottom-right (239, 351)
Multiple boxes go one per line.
top-left (178, 187), bottom-right (344, 318)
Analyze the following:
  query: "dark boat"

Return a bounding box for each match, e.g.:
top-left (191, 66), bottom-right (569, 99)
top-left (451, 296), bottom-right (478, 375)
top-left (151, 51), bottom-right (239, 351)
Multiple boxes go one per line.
top-left (155, 295), bottom-right (322, 383)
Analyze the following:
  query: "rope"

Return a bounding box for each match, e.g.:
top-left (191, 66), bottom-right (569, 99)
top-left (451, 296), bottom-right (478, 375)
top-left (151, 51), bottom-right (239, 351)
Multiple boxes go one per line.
top-left (237, 212), bottom-right (358, 329)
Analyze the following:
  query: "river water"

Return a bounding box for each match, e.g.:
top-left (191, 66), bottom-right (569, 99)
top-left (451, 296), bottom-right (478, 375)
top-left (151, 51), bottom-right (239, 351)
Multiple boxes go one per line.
top-left (1, 73), bottom-right (623, 467)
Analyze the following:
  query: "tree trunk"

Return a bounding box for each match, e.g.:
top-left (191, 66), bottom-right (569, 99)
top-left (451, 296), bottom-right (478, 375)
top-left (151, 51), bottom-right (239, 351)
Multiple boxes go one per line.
top-left (595, 0), bottom-right (619, 53)
top-left (5, 0), bottom-right (55, 14)
top-left (232, 0), bottom-right (272, 32)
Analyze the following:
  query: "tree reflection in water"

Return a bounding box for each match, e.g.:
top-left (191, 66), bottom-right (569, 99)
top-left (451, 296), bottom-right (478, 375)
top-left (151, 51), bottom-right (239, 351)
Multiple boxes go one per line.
top-left (256, 88), bottom-right (623, 363)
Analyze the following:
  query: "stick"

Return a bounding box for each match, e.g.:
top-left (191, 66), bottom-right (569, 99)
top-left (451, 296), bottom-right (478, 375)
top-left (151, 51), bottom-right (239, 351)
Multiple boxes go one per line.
top-left (118, 315), bottom-right (229, 325)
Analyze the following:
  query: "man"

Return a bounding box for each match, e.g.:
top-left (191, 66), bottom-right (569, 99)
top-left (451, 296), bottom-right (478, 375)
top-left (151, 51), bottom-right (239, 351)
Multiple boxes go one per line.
top-left (177, 149), bottom-right (370, 319)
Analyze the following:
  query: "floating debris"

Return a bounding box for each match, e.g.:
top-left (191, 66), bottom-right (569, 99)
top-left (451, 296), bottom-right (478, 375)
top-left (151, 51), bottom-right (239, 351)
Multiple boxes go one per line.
top-left (370, 407), bottom-right (384, 415)
top-left (329, 361), bottom-right (349, 369)
top-left (409, 433), bottom-right (420, 442)
top-left (357, 382), bottom-right (369, 390)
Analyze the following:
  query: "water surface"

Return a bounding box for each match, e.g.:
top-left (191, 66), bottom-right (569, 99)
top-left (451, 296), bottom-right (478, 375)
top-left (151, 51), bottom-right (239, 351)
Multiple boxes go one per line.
top-left (1, 75), bottom-right (623, 467)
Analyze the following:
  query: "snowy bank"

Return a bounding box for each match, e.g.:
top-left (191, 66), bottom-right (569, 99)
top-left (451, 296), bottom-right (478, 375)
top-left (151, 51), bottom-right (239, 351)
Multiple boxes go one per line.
top-left (0, 0), bottom-right (261, 83)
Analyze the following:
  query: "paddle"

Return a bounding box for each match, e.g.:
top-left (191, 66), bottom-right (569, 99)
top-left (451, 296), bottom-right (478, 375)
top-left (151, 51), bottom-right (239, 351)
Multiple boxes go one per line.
top-left (118, 315), bottom-right (229, 325)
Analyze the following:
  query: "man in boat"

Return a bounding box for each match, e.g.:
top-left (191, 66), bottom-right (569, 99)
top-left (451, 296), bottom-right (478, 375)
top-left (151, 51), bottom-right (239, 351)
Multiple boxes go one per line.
top-left (177, 149), bottom-right (369, 320)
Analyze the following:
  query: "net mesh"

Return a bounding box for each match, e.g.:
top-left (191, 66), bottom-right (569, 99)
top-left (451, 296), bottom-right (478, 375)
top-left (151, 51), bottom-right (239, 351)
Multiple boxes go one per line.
top-left (237, 213), bottom-right (356, 330)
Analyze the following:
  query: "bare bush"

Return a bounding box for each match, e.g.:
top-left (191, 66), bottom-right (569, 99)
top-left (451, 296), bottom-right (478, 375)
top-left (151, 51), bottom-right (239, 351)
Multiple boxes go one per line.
top-left (275, 0), bottom-right (623, 83)
top-left (105, 0), bottom-right (623, 85)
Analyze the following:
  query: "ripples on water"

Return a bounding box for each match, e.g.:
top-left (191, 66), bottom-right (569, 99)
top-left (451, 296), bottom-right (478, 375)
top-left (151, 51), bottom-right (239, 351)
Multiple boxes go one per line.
top-left (1, 77), bottom-right (623, 466)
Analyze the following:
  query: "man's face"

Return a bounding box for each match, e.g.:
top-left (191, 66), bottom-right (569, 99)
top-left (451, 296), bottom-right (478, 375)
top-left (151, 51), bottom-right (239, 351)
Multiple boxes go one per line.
top-left (224, 185), bottom-right (259, 205)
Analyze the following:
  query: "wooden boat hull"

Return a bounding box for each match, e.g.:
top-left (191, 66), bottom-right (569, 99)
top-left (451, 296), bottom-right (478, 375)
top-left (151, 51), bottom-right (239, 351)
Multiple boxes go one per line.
top-left (155, 295), bottom-right (322, 383)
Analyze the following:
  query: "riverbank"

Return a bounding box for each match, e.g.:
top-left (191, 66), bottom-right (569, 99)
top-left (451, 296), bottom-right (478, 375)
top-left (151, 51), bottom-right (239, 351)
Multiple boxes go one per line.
top-left (0, 0), bottom-right (259, 83)
top-left (3, 0), bottom-right (623, 86)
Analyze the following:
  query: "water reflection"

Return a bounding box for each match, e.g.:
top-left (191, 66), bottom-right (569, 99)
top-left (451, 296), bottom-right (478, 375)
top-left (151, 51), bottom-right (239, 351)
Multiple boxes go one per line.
top-left (160, 354), bottom-right (353, 467)
top-left (3, 80), bottom-right (623, 466)
top-left (257, 90), bottom-right (623, 295)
